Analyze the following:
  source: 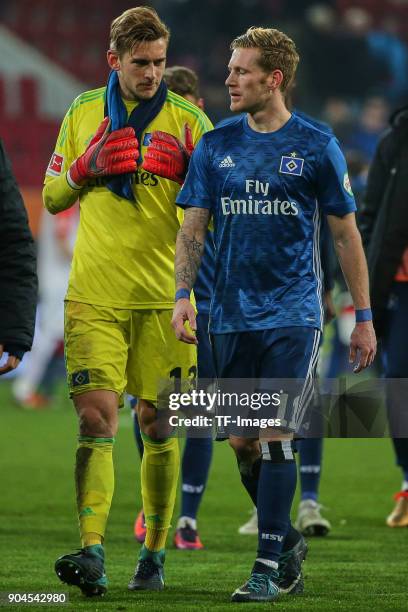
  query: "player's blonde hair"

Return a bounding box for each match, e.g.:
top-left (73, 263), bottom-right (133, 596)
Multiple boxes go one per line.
top-left (110, 6), bottom-right (170, 56)
top-left (230, 27), bottom-right (299, 92)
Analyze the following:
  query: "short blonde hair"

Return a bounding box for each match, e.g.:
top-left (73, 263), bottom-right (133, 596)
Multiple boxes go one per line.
top-left (110, 6), bottom-right (170, 56)
top-left (231, 27), bottom-right (299, 91)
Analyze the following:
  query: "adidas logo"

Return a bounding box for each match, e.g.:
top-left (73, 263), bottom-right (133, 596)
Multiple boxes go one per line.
top-left (219, 155), bottom-right (235, 168)
top-left (79, 507), bottom-right (96, 517)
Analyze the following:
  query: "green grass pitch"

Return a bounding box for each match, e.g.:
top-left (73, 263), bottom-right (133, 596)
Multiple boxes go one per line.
top-left (1, 381), bottom-right (407, 611)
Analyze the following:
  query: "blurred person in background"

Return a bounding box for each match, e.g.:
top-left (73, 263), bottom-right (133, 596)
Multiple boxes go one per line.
top-left (132, 65), bottom-right (214, 551)
top-left (367, 15), bottom-right (408, 105)
top-left (340, 7), bottom-right (387, 100)
top-left (360, 104), bottom-right (408, 527)
top-left (0, 138), bottom-right (37, 377)
top-left (345, 97), bottom-right (389, 161)
top-left (322, 98), bottom-right (354, 143)
top-left (345, 150), bottom-right (370, 205)
top-left (322, 95), bottom-right (387, 383)
top-left (12, 205), bottom-right (79, 408)
top-left (299, 4), bottom-right (383, 113)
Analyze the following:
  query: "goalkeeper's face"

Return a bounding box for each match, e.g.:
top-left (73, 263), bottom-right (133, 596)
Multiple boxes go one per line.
top-left (108, 38), bottom-right (167, 101)
top-left (225, 48), bottom-right (279, 114)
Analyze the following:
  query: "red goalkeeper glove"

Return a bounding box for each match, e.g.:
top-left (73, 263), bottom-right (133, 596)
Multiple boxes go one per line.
top-left (142, 123), bottom-right (194, 185)
top-left (67, 117), bottom-right (139, 188)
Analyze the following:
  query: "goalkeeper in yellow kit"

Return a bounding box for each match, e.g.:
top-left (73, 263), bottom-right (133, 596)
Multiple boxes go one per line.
top-left (43, 6), bottom-right (212, 597)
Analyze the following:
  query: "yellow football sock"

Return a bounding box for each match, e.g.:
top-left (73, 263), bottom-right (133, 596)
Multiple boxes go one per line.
top-left (76, 436), bottom-right (115, 548)
top-left (82, 532), bottom-right (103, 547)
top-left (141, 434), bottom-right (179, 552)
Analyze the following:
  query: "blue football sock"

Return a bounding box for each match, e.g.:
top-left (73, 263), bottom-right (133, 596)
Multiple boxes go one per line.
top-left (180, 436), bottom-right (213, 520)
top-left (257, 441), bottom-right (297, 565)
top-left (131, 399), bottom-right (144, 460)
top-left (282, 524), bottom-right (301, 551)
top-left (236, 449), bottom-right (299, 553)
top-left (298, 437), bottom-right (322, 502)
top-left (237, 456), bottom-right (262, 506)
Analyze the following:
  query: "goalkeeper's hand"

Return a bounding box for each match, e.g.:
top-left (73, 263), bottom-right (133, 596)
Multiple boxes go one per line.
top-left (142, 123), bottom-right (194, 185)
top-left (67, 117), bottom-right (139, 188)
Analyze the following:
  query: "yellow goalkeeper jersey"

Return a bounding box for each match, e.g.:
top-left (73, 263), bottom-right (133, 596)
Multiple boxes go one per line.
top-left (43, 87), bottom-right (213, 309)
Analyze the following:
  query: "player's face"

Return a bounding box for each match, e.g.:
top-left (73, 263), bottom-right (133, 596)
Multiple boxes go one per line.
top-left (108, 38), bottom-right (167, 101)
top-left (225, 48), bottom-right (272, 114)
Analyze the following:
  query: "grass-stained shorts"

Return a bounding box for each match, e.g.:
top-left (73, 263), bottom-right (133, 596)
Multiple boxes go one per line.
top-left (64, 301), bottom-right (197, 404)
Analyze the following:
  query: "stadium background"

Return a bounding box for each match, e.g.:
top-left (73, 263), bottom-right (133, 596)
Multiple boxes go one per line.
top-left (1, 0), bottom-right (408, 609)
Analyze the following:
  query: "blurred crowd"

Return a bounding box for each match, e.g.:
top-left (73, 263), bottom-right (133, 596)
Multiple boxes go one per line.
top-left (165, 1), bottom-right (408, 117)
top-left (1, 1), bottom-right (407, 186)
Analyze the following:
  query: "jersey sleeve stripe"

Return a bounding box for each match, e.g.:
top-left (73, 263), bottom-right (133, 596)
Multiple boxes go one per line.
top-left (167, 93), bottom-right (212, 134)
top-left (58, 90), bottom-right (106, 148)
top-left (76, 87), bottom-right (106, 102)
top-left (72, 90), bottom-right (105, 109)
top-left (167, 91), bottom-right (207, 119)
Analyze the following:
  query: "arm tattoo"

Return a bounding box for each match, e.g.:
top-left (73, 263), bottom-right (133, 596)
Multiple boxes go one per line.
top-left (175, 207), bottom-right (210, 291)
top-left (176, 230), bottom-right (204, 287)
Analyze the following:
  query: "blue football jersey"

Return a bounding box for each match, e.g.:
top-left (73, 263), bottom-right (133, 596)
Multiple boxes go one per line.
top-left (293, 110), bottom-right (333, 136)
top-left (177, 113), bottom-right (356, 334)
top-left (216, 110), bottom-right (333, 135)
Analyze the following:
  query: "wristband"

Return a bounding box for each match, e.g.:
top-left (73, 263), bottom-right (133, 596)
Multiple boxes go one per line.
top-left (175, 288), bottom-right (190, 301)
top-left (66, 169), bottom-right (82, 190)
top-left (355, 308), bottom-right (372, 323)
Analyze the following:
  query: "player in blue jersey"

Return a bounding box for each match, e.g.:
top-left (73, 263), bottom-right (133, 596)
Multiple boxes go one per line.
top-left (237, 105), bottom-right (335, 537)
top-left (132, 66), bottom-right (214, 550)
top-left (172, 27), bottom-right (376, 603)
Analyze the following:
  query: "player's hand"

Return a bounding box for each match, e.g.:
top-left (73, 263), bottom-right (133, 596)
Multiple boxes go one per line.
top-left (0, 344), bottom-right (21, 376)
top-left (349, 321), bottom-right (377, 373)
top-left (171, 298), bottom-right (198, 344)
top-left (68, 117), bottom-right (139, 187)
top-left (142, 123), bottom-right (194, 185)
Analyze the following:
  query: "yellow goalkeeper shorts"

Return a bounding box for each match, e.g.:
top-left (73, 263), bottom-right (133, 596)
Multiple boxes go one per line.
top-left (64, 300), bottom-right (197, 403)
